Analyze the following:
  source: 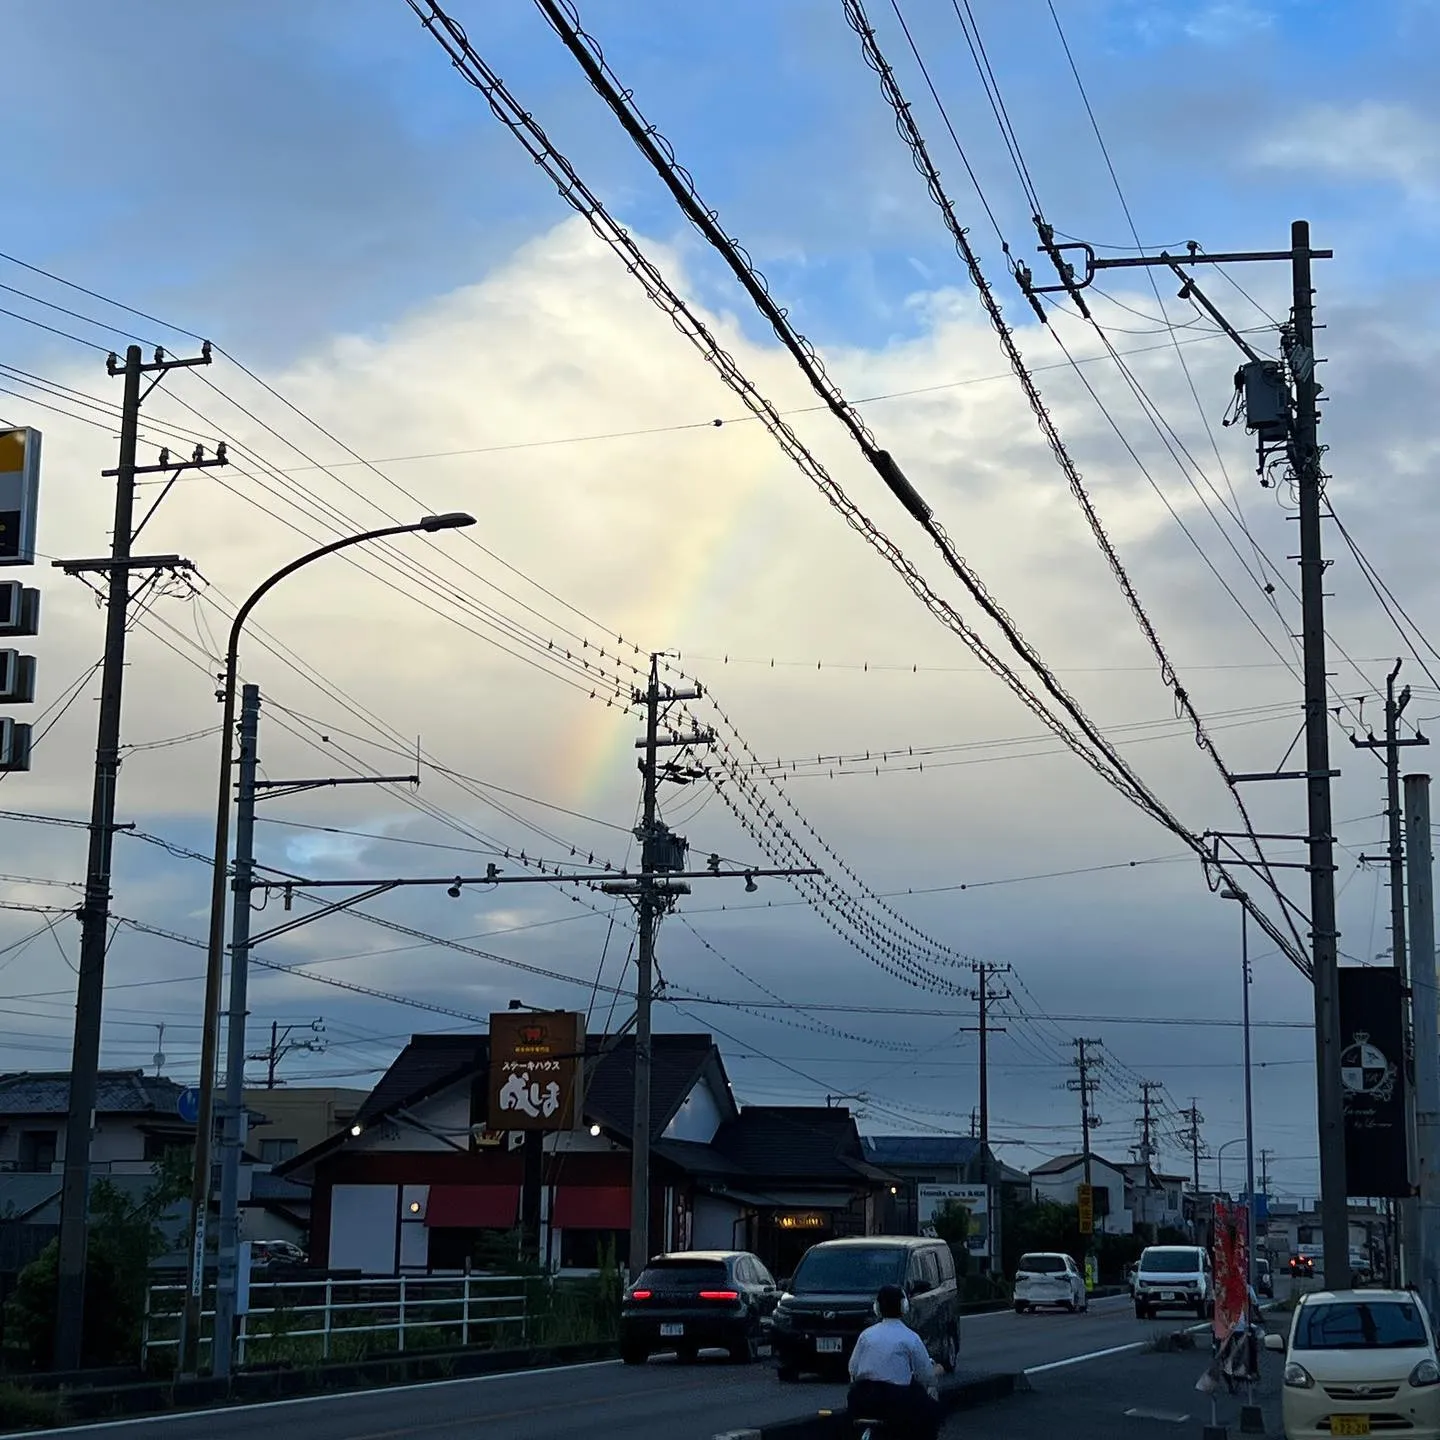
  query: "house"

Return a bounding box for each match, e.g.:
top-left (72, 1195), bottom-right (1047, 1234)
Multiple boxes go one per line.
top-left (1029, 1153), bottom-right (1134, 1235)
top-left (1120, 1163), bottom-right (1185, 1235)
top-left (280, 1030), bottom-right (896, 1278)
top-left (0, 1070), bottom-right (191, 1177)
top-left (243, 1087), bottom-right (368, 1166)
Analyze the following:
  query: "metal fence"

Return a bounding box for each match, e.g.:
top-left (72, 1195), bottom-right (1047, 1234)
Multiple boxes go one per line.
top-left (143, 1273), bottom-right (530, 1368)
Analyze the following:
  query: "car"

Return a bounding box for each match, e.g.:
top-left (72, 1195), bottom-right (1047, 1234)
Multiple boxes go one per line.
top-left (1256, 1257), bottom-right (1274, 1298)
top-left (249, 1239), bottom-right (307, 1272)
top-left (1350, 1250), bottom-right (1375, 1287)
top-left (1133, 1244), bottom-right (1213, 1320)
top-left (1013, 1252), bottom-right (1088, 1314)
top-left (1265, 1287), bottom-right (1440, 1439)
top-left (620, 1251), bottom-right (780, 1365)
top-left (1290, 1254), bottom-right (1316, 1280)
top-left (769, 1236), bottom-right (960, 1382)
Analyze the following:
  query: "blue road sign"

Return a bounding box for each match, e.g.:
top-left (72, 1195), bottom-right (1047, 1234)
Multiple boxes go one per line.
top-left (177, 1086), bottom-right (200, 1125)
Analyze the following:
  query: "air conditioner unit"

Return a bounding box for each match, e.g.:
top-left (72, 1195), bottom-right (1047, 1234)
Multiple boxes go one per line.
top-left (0, 718), bottom-right (31, 772)
top-left (0, 583), bottom-right (39, 637)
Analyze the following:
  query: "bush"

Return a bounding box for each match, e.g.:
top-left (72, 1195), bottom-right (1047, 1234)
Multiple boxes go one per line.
top-left (0, 1383), bottom-right (62, 1430)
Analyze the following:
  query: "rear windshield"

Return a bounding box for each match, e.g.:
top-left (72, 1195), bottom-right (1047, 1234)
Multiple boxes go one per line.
top-left (1140, 1249), bottom-right (1200, 1273)
top-left (791, 1246), bottom-right (906, 1294)
top-left (635, 1261), bottom-right (728, 1289)
top-left (1296, 1301), bottom-right (1430, 1351)
top-left (1019, 1254), bottom-right (1067, 1274)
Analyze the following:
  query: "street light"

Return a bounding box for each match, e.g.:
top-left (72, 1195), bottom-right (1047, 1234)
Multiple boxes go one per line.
top-left (179, 512), bottom-right (476, 1375)
top-left (1216, 1136), bottom-right (1247, 1197)
top-left (1221, 887), bottom-right (1259, 1300)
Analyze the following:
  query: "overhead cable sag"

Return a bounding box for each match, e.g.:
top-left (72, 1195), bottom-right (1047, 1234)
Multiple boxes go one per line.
top-left (462, 0), bottom-right (1307, 977)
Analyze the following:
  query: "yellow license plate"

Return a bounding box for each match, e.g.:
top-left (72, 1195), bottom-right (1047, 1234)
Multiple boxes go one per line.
top-left (1330, 1417), bottom-right (1371, 1437)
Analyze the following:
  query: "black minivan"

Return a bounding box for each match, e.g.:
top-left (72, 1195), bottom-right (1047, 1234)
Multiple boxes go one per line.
top-left (769, 1236), bottom-right (960, 1381)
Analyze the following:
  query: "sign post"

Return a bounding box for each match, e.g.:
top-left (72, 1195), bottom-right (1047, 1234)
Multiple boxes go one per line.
top-left (917, 1182), bottom-right (990, 1263)
top-left (1077, 1182), bottom-right (1095, 1237)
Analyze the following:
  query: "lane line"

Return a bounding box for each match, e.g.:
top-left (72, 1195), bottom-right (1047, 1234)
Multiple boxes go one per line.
top-left (0, 1359), bottom-right (622, 1439)
top-left (1023, 1339), bottom-right (1149, 1374)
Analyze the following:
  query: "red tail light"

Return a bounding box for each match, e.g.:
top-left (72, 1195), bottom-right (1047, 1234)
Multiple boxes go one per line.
top-left (630, 1289), bottom-right (652, 1300)
top-left (699, 1290), bottom-right (740, 1301)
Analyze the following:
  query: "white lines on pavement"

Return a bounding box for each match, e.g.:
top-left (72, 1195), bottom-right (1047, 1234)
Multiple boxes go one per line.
top-left (1023, 1340), bottom-right (1149, 1375)
top-left (0, 1360), bottom-right (621, 1439)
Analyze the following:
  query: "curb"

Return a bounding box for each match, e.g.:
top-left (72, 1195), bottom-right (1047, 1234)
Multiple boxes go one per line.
top-left (710, 1371), bottom-right (1019, 1440)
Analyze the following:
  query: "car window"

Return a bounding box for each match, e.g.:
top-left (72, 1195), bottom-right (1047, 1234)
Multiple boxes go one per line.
top-left (1140, 1249), bottom-right (1200, 1273)
top-left (1295, 1301), bottom-right (1431, 1351)
top-left (934, 1245), bottom-right (955, 1282)
top-left (634, 1261), bottom-right (730, 1290)
top-left (752, 1258), bottom-right (776, 1288)
top-left (1019, 1254), bottom-right (1068, 1274)
top-left (732, 1257), bottom-right (752, 1285)
top-left (920, 1250), bottom-right (941, 1288)
top-left (791, 1245), bottom-right (906, 1294)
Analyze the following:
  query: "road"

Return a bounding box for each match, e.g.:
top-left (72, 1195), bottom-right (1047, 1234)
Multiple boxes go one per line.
top-left (24, 1294), bottom-right (1222, 1440)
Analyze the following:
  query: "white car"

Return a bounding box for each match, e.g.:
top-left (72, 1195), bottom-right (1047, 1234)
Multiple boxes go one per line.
top-left (1134, 1244), bottom-right (1212, 1320)
top-left (1266, 1288), bottom-right (1440, 1439)
top-left (1013, 1252), bottom-right (1087, 1313)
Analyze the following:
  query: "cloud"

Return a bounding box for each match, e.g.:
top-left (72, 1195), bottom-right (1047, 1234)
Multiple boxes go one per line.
top-left (1256, 101), bottom-right (1440, 200)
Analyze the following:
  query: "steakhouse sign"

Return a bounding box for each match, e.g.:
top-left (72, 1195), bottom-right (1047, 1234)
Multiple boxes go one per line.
top-left (488, 1010), bottom-right (586, 1131)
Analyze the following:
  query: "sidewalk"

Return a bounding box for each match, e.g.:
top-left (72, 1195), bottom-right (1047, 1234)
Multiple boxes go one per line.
top-left (947, 1342), bottom-right (1283, 1439)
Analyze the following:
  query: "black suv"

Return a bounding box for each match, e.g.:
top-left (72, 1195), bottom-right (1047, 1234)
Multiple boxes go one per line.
top-left (770, 1236), bottom-right (960, 1381)
top-left (621, 1251), bottom-right (779, 1364)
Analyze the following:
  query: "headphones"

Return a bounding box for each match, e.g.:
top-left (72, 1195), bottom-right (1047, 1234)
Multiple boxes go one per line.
top-left (873, 1291), bottom-right (911, 1319)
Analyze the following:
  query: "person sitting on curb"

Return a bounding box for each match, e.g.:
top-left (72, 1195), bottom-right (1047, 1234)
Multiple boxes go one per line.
top-left (847, 1284), bottom-right (942, 1440)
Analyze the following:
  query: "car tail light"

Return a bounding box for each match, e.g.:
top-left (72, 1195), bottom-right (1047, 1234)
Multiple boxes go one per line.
top-left (699, 1290), bottom-right (740, 1301)
top-left (630, 1289), bottom-right (652, 1300)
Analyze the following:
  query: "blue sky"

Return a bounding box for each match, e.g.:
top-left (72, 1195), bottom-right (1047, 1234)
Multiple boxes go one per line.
top-left (2, 0), bottom-right (1438, 1196)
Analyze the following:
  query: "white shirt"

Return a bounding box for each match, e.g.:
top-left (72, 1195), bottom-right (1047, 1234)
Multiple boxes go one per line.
top-left (849, 1317), bottom-right (935, 1389)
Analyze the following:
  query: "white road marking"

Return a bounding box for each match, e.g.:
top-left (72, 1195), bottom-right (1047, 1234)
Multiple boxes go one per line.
top-left (1022, 1340), bottom-right (1150, 1374)
top-left (0, 1359), bottom-right (621, 1438)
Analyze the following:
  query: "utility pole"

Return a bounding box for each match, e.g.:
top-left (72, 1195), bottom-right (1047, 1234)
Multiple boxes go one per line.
top-left (1404, 774), bottom-right (1440, 1322)
top-left (1179, 1101), bottom-right (1207, 1194)
top-left (1070, 1039), bottom-right (1103, 1273)
top-left (247, 1020), bottom-right (326, 1089)
top-left (1136, 1080), bottom-right (1165, 1167)
top-left (1023, 220), bottom-right (1349, 1287)
top-left (212, 684), bottom-right (259, 1381)
top-left (1354, 663), bottom-right (1427, 1281)
top-left (973, 961), bottom-right (1010, 1273)
top-left (53, 343), bottom-right (222, 1372)
top-left (1259, 1148), bottom-right (1272, 1200)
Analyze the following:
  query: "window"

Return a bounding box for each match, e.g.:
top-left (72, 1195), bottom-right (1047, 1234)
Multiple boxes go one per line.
top-left (18, 1131), bottom-right (57, 1173)
top-left (560, 1228), bottom-right (630, 1271)
top-left (919, 1249), bottom-right (941, 1289)
top-left (1140, 1248), bottom-right (1202, 1273)
top-left (259, 1138), bottom-right (298, 1164)
top-left (1295, 1301), bottom-right (1430, 1351)
top-left (791, 1245), bottom-right (906, 1295)
top-left (934, 1245), bottom-right (955, 1282)
top-left (1019, 1254), bottom-right (1068, 1274)
top-left (635, 1260), bottom-right (730, 1291)
top-left (752, 1258), bottom-right (777, 1289)
top-left (144, 1133), bottom-right (188, 1163)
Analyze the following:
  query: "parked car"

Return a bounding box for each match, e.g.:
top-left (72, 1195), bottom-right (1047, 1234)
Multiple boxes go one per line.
top-left (769, 1236), bottom-right (960, 1381)
top-left (1013, 1252), bottom-right (1088, 1314)
top-left (620, 1251), bottom-right (780, 1365)
top-left (1133, 1245), bottom-right (1212, 1320)
top-left (249, 1239), bottom-right (307, 1272)
top-left (1266, 1288), bottom-right (1440, 1438)
top-left (1350, 1249), bottom-right (1375, 1286)
top-left (1255, 1257), bottom-right (1274, 1298)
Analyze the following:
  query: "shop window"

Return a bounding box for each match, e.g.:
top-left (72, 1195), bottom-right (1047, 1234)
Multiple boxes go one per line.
top-left (559, 1228), bottom-right (629, 1270)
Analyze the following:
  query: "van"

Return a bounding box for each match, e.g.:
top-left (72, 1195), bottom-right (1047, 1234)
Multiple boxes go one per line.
top-left (769, 1236), bottom-right (960, 1381)
top-left (1133, 1244), bottom-right (1212, 1320)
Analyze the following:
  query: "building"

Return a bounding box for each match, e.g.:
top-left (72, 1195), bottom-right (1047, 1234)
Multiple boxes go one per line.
top-left (243, 1087), bottom-right (368, 1166)
top-left (0, 1070), bottom-right (191, 1176)
top-left (1120, 1163), bottom-right (1186, 1235)
top-left (280, 1030), bottom-right (896, 1277)
top-left (1029, 1153), bottom-right (1134, 1234)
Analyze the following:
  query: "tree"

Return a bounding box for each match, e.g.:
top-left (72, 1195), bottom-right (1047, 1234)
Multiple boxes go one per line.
top-left (3, 1149), bottom-right (190, 1372)
top-left (929, 1199), bottom-right (973, 1276)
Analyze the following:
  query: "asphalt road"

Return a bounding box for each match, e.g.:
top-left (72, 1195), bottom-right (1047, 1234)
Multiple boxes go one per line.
top-left (26, 1296), bottom-right (1215, 1440)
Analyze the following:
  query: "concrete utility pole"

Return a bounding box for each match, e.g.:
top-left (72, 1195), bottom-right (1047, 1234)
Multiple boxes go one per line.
top-left (53, 342), bottom-right (223, 1372)
top-left (973, 962), bottom-right (1010, 1272)
top-left (1354, 664), bottom-right (1427, 1280)
top-left (1136, 1080), bottom-right (1164, 1167)
top-left (1404, 774), bottom-right (1440, 1322)
top-left (1070, 1039), bottom-right (1103, 1186)
top-left (212, 684), bottom-right (260, 1381)
top-left (1180, 1101), bottom-right (1206, 1195)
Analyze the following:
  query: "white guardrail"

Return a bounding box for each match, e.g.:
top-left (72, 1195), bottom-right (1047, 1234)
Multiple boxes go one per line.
top-left (143, 1274), bottom-right (530, 1367)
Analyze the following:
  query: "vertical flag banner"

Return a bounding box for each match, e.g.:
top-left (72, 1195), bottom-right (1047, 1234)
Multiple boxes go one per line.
top-left (0, 430), bottom-right (41, 566)
top-left (1212, 1199), bottom-right (1249, 1340)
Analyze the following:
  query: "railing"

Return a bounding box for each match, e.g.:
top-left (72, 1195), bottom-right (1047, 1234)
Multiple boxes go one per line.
top-left (143, 1273), bottom-right (530, 1368)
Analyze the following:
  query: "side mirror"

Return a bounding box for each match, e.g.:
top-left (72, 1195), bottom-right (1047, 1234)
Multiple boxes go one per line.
top-left (1264, 1333), bottom-right (1285, 1353)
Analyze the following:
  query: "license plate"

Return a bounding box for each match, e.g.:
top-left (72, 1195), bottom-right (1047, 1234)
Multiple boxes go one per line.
top-left (1330, 1418), bottom-right (1371, 1437)
top-left (1162, 1292), bottom-right (1177, 1301)
top-left (659, 1323), bottom-right (684, 1337)
top-left (816, 1337), bottom-right (844, 1353)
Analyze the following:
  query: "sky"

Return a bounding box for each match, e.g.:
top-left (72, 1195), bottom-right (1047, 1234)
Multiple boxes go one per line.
top-left (2, 0), bottom-right (1438, 1203)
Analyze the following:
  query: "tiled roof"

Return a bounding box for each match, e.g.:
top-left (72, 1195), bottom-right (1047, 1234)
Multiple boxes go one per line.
top-left (355, 1036), bottom-right (484, 1125)
top-left (712, 1106), bottom-right (870, 1183)
top-left (1030, 1152), bottom-right (1127, 1177)
top-left (861, 1136), bottom-right (981, 1168)
top-left (0, 1070), bottom-right (187, 1118)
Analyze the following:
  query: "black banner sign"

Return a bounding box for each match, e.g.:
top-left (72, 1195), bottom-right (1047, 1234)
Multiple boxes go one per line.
top-left (1340, 966), bottom-right (1410, 1197)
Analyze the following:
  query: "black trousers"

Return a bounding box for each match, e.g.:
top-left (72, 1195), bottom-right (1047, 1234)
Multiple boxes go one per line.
top-left (846, 1378), bottom-right (941, 1440)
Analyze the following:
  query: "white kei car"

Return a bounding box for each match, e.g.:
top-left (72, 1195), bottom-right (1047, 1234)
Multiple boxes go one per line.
top-left (1013, 1252), bottom-right (1088, 1313)
top-left (1267, 1288), bottom-right (1440, 1439)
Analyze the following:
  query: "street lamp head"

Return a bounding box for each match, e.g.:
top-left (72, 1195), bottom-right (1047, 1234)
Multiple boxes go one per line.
top-left (418, 511), bottom-right (477, 532)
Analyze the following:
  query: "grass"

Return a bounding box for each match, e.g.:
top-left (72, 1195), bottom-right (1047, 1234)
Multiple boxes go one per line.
top-left (0, 1383), bottom-right (64, 1430)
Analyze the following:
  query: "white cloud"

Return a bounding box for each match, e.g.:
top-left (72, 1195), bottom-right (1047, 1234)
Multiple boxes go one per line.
top-left (1256, 101), bottom-right (1440, 200)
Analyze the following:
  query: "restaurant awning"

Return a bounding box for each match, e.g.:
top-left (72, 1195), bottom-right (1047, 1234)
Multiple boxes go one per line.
top-left (551, 1185), bottom-right (629, 1229)
top-left (424, 1184), bottom-right (520, 1229)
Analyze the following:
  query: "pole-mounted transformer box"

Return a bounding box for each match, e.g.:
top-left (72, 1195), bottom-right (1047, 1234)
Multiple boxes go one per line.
top-left (1238, 360), bottom-right (1290, 448)
top-left (0, 649), bottom-right (36, 705)
top-left (0, 717), bottom-right (31, 772)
